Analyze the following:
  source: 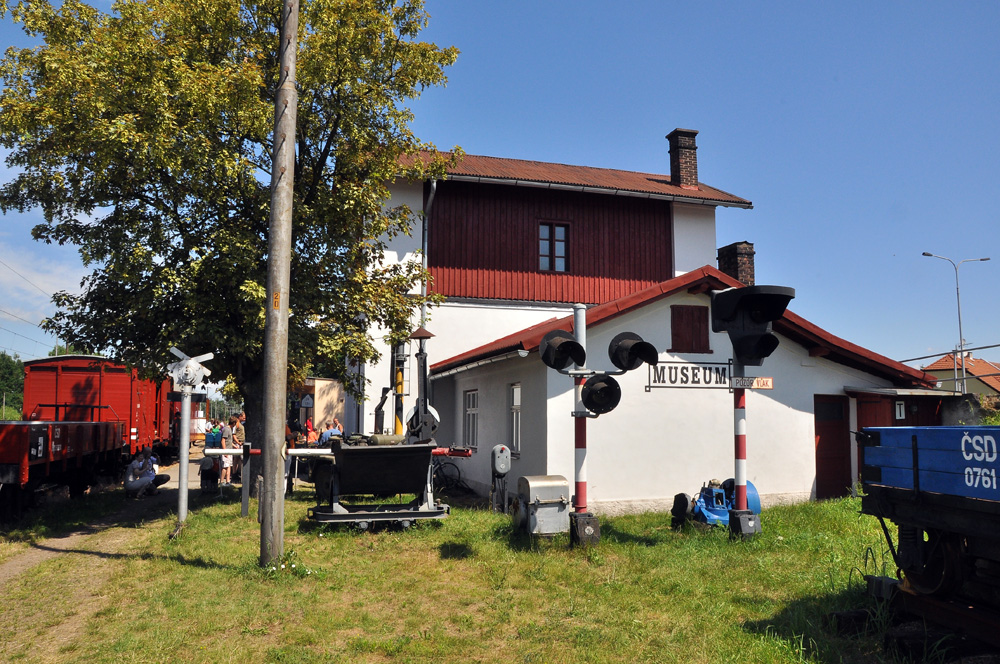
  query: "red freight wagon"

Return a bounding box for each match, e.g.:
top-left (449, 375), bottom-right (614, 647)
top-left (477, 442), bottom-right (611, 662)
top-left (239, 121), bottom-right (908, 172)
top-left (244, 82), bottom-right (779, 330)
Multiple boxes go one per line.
top-left (0, 421), bottom-right (123, 489)
top-left (21, 355), bottom-right (173, 457)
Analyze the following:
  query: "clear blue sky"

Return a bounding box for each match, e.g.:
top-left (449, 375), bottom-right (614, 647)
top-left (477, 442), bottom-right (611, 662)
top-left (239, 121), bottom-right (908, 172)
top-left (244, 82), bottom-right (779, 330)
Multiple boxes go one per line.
top-left (2, 1), bottom-right (999, 370)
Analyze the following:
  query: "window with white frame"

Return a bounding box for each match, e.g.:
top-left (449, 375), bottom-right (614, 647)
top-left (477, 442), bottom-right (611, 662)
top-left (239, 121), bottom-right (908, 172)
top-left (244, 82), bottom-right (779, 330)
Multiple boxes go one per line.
top-left (463, 389), bottom-right (479, 450)
top-left (509, 383), bottom-right (521, 456)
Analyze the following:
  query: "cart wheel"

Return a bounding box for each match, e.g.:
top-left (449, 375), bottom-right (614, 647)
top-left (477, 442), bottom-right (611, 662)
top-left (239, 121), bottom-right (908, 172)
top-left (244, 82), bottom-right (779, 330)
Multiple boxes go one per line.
top-left (357, 521), bottom-right (370, 531)
top-left (400, 519), bottom-right (412, 529)
top-left (904, 530), bottom-right (962, 597)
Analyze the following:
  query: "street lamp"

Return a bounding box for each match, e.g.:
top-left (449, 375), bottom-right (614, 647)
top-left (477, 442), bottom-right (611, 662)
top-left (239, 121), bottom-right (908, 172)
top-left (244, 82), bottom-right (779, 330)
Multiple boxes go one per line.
top-left (922, 252), bottom-right (991, 393)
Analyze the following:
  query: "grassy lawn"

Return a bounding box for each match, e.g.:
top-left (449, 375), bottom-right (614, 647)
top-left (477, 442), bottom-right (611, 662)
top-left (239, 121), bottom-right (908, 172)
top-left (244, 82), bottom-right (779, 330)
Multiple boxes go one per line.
top-left (0, 486), bottom-right (895, 663)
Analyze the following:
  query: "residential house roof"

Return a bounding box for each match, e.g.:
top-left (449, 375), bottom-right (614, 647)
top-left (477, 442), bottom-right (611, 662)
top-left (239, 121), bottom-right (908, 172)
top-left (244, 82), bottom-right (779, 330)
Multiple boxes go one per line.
top-left (407, 151), bottom-right (752, 209)
top-left (430, 266), bottom-right (937, 388)
top-left (923, 354), bottom-right (1000, 393)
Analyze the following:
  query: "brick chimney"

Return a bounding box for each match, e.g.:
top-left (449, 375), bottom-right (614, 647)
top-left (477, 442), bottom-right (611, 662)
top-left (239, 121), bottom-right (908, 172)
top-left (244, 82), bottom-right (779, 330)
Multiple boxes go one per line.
top-left (717, 241), bottom-right (755, 286)
top-left (667, 128), bottom-right (699, 190)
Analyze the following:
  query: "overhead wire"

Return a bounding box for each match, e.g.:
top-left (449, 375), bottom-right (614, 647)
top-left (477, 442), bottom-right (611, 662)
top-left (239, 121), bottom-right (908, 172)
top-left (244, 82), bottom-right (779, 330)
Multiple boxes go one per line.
top-left (0, 255), bottom-right (52, 298)
top-left (0, 323), bottom-right (48, 347)
top-left (0, 256), bottom-right (62, 355)
top-left (0, 342), bottom-right (35, 358)
top-left (0, 306), bottom-right (43, 327)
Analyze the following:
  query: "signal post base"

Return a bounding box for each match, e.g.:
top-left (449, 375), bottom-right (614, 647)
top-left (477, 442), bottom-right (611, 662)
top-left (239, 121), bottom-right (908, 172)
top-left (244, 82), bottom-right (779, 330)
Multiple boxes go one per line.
top-left (728, 509), bottom-right (761, 540)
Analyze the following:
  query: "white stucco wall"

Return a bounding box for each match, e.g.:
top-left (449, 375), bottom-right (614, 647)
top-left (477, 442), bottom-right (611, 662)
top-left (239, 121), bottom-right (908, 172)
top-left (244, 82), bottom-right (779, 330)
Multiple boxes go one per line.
top-left (363, 300), bottom-right (572, 435)
top-left (671, 203), bottom-right (717, 277)
top-left (383, 180), bottom-right (424, 268)
top-left (440, 357), bottom-right (550, 494)
top-left (430, 290), bottom-right (899, 514)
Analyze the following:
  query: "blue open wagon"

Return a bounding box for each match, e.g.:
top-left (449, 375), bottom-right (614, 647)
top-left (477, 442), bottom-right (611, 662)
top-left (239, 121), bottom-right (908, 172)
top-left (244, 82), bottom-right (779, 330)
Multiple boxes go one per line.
top-left (859, 426), bottom-right (1000, 601)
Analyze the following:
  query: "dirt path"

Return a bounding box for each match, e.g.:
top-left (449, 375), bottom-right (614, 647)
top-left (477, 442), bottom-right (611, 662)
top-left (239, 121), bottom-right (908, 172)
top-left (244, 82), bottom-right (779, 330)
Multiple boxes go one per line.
top-left (0, 452), bottom-right (204, 590)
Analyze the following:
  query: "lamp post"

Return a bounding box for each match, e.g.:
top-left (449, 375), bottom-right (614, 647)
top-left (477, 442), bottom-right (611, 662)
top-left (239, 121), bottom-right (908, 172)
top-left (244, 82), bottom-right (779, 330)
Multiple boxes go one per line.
top-left (922, 252), bottom-right (990, 393)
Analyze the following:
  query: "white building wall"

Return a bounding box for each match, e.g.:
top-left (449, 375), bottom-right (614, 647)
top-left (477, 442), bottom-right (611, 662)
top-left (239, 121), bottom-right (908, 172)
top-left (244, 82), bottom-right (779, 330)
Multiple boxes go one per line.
top-left (383, 180), bottom-right (424, 269)
top-left (441, 357), bottom-right (550, 494)
top-left (431, 290), bottom-right (900, 515)
top-left (671, 203), bottom-right (717, 276)
top-left (363, 300), bottom-right (572, 436)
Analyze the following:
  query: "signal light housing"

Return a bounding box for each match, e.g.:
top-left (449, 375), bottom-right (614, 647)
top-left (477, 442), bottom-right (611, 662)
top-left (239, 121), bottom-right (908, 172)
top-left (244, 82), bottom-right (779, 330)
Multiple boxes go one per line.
top-left (711, 285), bottom-right (795, 366)
top-left (539, 329), bottom-right (586, 371)
top-left (608, 332), bottom-right (659, 372)
top-left (581, 373), bottom-right (621, 415)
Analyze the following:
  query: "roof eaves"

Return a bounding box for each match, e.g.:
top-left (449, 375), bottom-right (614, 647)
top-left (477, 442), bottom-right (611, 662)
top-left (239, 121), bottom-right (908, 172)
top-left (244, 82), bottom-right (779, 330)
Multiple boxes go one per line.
top-left (444, 173), bottom-right (753, 209)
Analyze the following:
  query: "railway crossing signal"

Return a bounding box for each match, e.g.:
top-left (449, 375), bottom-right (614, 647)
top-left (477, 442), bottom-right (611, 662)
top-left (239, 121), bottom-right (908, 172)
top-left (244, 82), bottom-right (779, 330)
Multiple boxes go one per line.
top-left (538, 305), bottom-right (660, 530)
top-left (710, 286), bottom-right (795, 366)
top-left (539, 330), bottom-right (586, 371)
top-left (710, 285), bottom-right (795, 540)
top-left (539, 328), bottom-right (657, 416)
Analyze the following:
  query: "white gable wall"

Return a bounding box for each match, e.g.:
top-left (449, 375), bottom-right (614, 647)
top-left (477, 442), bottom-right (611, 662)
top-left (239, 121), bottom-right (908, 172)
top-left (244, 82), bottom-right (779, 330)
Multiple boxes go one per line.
top-left (671, 203), bottom-right (717, 277)
top-left (363, 301), bottom-right (571, 435)
top-left (383, 180), bottom-right (424, 268)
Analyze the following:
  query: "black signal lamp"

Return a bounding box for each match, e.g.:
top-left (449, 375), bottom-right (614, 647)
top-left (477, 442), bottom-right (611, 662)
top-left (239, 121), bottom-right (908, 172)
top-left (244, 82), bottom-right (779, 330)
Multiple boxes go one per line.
top-left (608, 332), bottom-right (659, 372)
top-left (539, 329), bottom-right (586, 371)
top-left (581, 373), bottom-right (621, 415)
top-left (711, 286), bottom-right (795, 366)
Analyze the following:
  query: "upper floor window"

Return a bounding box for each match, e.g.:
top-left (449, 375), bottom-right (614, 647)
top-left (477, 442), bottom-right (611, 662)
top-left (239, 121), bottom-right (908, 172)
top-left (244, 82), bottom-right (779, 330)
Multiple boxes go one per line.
top-left (669, 305), bottom-right (711, 353)
top-left (539, 222), bottom-right (568, 272)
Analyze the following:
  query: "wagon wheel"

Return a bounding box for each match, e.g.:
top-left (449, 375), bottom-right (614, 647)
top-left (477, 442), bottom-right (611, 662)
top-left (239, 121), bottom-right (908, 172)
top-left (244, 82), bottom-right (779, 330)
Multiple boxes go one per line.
top-left (902, 530), bottom-right (963, 597)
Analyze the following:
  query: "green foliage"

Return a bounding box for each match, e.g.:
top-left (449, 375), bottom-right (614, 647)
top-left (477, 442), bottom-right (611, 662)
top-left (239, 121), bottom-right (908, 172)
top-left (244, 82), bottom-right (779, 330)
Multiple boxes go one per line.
top-left (978, 394), bottom-right (1000, 426)
top-left (46, 342), bottom-right (86, 356)
top-left (0, 0), bottom-right (459, 414)
top-left (0, 350), bottom-right (23, 415)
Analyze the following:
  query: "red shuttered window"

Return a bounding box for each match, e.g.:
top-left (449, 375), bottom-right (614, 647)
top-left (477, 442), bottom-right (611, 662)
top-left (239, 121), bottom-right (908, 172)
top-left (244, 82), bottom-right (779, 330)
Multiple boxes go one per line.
top-left (669, 305), bottom-right (711, 353)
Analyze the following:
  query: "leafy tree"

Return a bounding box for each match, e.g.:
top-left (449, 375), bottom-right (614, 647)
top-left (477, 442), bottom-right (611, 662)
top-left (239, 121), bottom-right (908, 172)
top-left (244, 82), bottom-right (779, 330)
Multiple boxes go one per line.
top-left (0, 0), bottom-right (458, 444)
top-left (0, 351), bottom-right (24, 418)
top-left (48, 343), bottom-right (87, 356)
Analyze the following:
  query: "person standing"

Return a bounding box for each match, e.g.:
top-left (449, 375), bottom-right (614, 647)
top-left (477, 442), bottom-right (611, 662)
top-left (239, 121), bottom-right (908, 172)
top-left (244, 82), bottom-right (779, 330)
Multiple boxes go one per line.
top-left (220, 417), bottom-right (234, 486)
top-left (232, 413), bottom-right (246, 483)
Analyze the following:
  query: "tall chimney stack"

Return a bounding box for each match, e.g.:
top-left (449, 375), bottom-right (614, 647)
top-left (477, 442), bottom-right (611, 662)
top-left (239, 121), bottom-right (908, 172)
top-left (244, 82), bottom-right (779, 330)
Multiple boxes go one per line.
top-left (717, 241), bottom-right (755, 286)
top-left (667, 128), bottom-right (699, 190)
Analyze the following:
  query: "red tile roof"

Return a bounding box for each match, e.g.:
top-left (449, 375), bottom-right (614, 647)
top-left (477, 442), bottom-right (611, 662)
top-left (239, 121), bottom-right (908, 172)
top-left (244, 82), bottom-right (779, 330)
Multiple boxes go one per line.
top-left (923, 354), bottom-right (1000, 393)
top-left (407, 151), bottom-right (752, 209)
top-left (430, 266), bottom-right (936, 388)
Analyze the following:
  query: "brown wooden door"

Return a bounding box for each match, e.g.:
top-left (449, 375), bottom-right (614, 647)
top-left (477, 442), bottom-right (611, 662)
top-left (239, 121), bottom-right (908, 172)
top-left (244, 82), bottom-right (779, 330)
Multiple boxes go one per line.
top-left (815, 395), bottom-right (852, 499)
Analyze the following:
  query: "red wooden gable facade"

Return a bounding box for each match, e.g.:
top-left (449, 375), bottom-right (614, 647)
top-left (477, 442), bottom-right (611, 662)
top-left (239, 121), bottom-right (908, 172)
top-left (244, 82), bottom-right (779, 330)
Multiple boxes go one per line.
top-left (426, 180), bottom-right (676, 304)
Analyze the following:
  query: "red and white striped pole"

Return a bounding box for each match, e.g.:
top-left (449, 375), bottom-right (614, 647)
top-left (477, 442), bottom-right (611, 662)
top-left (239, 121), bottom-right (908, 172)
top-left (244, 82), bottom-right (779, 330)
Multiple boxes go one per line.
top-left (572, 304), bottom-right (588, 513)
top-left (574, 376), bottom-right (588, 512)
top-left (733, 382), bottom-right (748, 511)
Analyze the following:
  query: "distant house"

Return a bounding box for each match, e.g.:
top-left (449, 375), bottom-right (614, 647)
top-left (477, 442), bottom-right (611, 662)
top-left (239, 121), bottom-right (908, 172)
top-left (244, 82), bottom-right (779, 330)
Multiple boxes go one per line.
top-left (336, 128), bottom-right (942, 512)
top-left (923, 354), bottom-right (1000, 396)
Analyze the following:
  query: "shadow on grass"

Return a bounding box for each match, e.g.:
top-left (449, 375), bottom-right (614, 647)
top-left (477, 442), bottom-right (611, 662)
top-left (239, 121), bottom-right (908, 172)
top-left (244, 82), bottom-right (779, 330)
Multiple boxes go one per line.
top-left (439, 541), bottom-right (474, 559)
top-left (741, 588), bottom-right (883, 664)
top-left (24, 541), bottom-right (231, 570)
top-left (1, 484), bottom-right (249, 542)
top-left (597, 521), bottom-right (674, 547)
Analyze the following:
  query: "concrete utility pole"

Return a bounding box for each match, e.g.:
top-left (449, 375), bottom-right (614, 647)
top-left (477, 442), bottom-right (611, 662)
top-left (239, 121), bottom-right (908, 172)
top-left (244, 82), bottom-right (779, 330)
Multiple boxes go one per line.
top-left (260, 0), bottom-right (299, 566)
